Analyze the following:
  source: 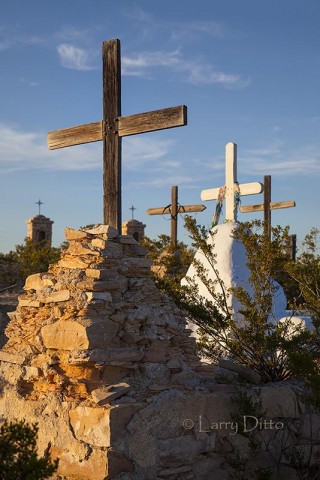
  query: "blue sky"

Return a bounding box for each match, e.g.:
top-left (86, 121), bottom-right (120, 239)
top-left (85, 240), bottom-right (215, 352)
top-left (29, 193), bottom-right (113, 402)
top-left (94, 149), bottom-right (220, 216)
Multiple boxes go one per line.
top-left (0, 0), bottom-right (319, 252)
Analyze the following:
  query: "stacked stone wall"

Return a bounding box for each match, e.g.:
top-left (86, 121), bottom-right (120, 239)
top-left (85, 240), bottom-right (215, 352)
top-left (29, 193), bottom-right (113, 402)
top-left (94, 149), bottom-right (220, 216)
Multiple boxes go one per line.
top-left (0, 225), bottom-right (318, 479)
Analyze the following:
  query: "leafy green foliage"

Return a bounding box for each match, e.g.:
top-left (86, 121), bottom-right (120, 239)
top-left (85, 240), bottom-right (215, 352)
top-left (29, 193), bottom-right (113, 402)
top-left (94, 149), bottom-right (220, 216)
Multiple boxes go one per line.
top-left (286, 228), bottom-right (320, 321)
top-left (141, 233), bottom-right (194, 284)
top-left (227, 388), bottom-right (316, 480)
top-left (144, 220), bottom-right (320, 479)
top-left (0, 420), bottom-right (58, 480)
top-left (151, 217), bottom-right (320, 387)
top-left (11, 239), bottom-right (61, 281)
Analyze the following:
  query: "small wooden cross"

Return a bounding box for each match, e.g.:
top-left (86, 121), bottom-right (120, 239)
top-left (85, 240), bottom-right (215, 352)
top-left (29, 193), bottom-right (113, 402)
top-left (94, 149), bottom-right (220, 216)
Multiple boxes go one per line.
top-left (147, 185), bottom-right (206, 247)
top-left (47, 39), bottom-right (187, 232)
top-left (36, 199), bottom-right (43, 215)
top-left (201, 143), bottom-right (263, 223)
top-left (240, 175), bottom-right (296, 238)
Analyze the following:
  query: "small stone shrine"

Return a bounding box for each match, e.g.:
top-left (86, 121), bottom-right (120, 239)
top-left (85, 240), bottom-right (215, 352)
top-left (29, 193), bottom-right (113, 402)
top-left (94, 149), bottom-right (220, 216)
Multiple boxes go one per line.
top-left (121, 219), bottom-right (146, 242)
top-left (122, 206), bottom-right (146, 242)
top-left (27, 200), bottom-right (54, 247)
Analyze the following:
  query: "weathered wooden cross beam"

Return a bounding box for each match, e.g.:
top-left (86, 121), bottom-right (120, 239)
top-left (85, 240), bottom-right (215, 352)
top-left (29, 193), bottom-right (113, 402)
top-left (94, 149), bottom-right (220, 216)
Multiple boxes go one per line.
top-left (147, 186), bottom-right (206, 246)
top-left (47, 39), bottom-right (187, 232)
top-left (240, 175), bottom-right (296, 238)
top-left (201, 142), bottom-right (263, 223)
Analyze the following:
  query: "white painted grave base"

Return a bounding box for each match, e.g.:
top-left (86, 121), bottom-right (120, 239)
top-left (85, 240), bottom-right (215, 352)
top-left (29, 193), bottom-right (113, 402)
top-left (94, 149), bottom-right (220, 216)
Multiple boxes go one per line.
top-left (182, 223), bottom-right (288, 337)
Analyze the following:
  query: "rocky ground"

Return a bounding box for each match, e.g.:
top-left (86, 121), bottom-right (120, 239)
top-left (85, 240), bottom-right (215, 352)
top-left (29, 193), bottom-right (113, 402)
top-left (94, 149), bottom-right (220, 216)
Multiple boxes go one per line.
top-left (0, 289), bottom-right (20, 348)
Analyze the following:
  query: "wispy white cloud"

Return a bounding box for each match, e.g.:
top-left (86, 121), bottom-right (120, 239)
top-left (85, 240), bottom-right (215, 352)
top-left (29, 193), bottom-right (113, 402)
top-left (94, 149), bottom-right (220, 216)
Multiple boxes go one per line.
top-left (170, 20), bottom-right (231, 42)
top-left (122, 8), bottom-right (232, 42)
top-left (57, 44), bottom-right (96, 71)
top-left (242, 144), bottom-right (320, 176)
top-left (132, 175), bottom-right (196, 188)
top-left (122, 48), bottom-right (249, 88)
top-left (54, 26), bottom-right (93, 44)
top-left (0, 39), bottom-right (12, 51)
top-left (185, 61), bottom-right (250, 88)
top-left (122, 6), bottom-right (153, 23)
top-left (123, 49), bottom-right (181, 71)
top-left (123, 136), bottom-right (176, 169)
top-left (20, 77), bottom-right (39, 87)
top-left (0, 25), bottom-right (48, 50)
top-left (0, 124), bottom-right (101, 173)
top-left (0, 124), bottom-right (180, 174)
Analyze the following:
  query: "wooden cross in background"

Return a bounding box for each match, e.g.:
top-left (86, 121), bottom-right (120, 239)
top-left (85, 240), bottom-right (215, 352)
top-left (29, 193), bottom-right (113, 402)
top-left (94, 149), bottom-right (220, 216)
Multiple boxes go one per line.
top-left (147, 186), bottom-right (206, 246)
top-left (201, 142), bottom-right (263, 222)
top-left (240, 175), bottom-right (296, 238)
top-left (47, 39), bottom-right (187, 232)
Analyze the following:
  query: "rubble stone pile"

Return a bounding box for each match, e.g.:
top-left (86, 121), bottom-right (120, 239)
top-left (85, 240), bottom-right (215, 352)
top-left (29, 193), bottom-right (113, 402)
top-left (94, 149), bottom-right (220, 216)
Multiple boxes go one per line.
top-left (0, 225), bottom-right (317, 480)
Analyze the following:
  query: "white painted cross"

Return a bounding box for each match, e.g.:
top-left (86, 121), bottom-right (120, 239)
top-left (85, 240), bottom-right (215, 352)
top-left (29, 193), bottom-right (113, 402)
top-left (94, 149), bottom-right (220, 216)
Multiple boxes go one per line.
top-left (201, 142), bottom-right (263, 222)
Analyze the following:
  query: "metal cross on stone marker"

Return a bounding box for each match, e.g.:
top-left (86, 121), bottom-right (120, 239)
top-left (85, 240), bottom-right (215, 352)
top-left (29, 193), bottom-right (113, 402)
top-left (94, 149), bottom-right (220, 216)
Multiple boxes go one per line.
top-left (36, 199), bottom-right (43, 215)
top-left (201, 142), bottom-right (263, 223)
top-left (47, 38), bottom-right (187, 232)
top-left (240, 175), bottom-right (296, 238)
top-left (129, 205), bottom-right (136, 220)
top-left (147, 185), bottom-right (206, 247)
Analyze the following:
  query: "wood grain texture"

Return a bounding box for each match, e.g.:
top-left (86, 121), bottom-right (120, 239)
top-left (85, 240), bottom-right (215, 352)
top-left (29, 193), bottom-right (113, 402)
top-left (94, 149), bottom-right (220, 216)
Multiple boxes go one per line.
top-left (47, 38), bottom-right (188, 232)
top-left (201, 182), bottom-right (263, 201)
top-left (47, 122), bottom-right (102, 149)
top-left (240, 200), bottom-right (296, 213)
top-left (147, 204), bottom-right (206, 215)
top-left (170, 186), bottom-right (178, 247)
top-left (264, 175), bottom-right (272, 238)
top-left (118, 105), bottom-right (187, 137)
top-left (47, 105), bottom-right (187, 148)
top-left (102, 39), bottom-right (122, 230)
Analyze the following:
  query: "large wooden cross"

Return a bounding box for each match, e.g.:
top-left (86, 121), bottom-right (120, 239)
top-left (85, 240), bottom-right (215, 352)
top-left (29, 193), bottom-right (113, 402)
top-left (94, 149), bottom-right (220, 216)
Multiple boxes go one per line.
top-left (147, 186), bottom-right (206, 246)
top-left (47, 39), bottom-right (187, 232)
top-left (240, 175), bottom-right (296, 238)
top-left (201, 142), bottom-right (263, 222)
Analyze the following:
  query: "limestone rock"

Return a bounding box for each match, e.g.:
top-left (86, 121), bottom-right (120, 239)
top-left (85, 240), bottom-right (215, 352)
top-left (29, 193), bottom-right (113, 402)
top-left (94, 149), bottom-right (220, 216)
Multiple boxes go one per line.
top-left (158, 465), bottom-right (192, 478)
top-left (69, 403), bottom-right (143, 448)
top-left (0, 223), bottom-right (315, 480)
top-left (41, 319), bottom-right (119, 350)
top-left (85, 224), bottom-right (118, 238)
top-left (38, 289), bottom-right (70, 304)
top-left (24, 273), bottom-right (54, 291)
top-left (259, 385), bottom-right (300, 418)
top-left (19, 298), bottom-right (42, 308)
top-left (65, 227), bottom-right (93, 241)
top-left (106, 449), bottom-right (134, 478)
top-left (219, 359), bottom-right (261, 384)
top-left (69, 406), bottom-right (112, 447)
top-left (91, 383), bottom-right (131, 405)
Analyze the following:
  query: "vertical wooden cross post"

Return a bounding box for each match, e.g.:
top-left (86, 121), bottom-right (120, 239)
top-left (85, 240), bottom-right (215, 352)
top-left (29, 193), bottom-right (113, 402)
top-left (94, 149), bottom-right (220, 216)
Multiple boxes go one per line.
top-left (147, 186), bottom-right (206, 246)
top-left (263, 175), bottom-right (272, 238)
top-left (240, 175), bottom-right (296, 238)
top-left (201, 142), bottom-right (263, 223)
top-left (47, 39), bottom-right (187, 232)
